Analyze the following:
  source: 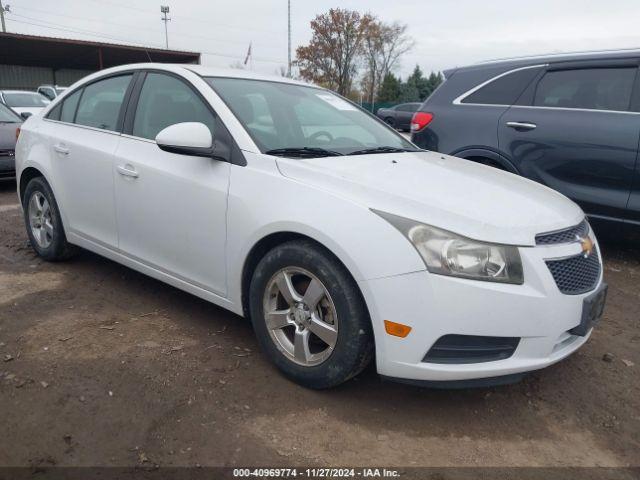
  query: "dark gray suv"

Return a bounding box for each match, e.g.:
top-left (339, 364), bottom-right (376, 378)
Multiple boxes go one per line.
top-left (411, 50), bottom-right (640, 235)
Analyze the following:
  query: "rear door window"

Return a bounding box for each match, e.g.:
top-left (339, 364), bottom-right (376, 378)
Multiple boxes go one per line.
top-left (462, 67), bottom-right (541, 105)
top-left (533, 67), bottom-right (636, 111)
top-left (132, 72), bottom-right (216, 140)
top-left (75, 74), bottom-right (132, 131)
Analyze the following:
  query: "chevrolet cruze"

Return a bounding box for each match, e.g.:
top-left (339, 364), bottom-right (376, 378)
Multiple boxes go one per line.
top-left (15, 64), bottom-right (607, 389)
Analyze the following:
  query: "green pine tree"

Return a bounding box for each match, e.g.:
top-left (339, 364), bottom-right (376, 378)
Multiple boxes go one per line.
top-left (377, 73), bottom-right (402, 103)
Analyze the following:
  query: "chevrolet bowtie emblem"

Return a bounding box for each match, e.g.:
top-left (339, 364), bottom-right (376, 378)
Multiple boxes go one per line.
top-left (579, 236), bottom-right (594, 258)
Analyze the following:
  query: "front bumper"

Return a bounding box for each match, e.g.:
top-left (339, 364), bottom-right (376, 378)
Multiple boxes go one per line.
top-left (359, 237), bottom-right (603, 383)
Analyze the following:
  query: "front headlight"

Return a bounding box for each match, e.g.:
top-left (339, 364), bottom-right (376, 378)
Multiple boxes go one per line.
top-left (374, 210), bottom-right (524, 284)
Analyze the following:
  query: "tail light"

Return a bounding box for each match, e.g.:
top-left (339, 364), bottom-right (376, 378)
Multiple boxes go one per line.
top-left (16, 126), bottom-right (21, 140)
top-left (410, 112), bottom-right (434, 133)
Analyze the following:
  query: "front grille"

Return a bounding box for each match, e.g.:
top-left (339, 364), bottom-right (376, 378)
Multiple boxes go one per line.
top-left (536, 220), bottom-right (589, 245)
top-left (546, 247), bottom-right (601, 295)
top-left (0, 149), bottom-right (15, 158)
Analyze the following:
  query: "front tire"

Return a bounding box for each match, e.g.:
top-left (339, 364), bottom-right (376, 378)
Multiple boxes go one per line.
top-left (385, 117), bottom-right (396, 128)
top-left (249, 240), bottom-right (374, 389)
top-left (23, 176), bottom-right (76, 261)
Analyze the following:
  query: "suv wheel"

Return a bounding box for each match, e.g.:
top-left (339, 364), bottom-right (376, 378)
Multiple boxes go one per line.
top-left (23, 176), bottom-right (76, 261)
top-left (249, 240), bottom-right (374, 389)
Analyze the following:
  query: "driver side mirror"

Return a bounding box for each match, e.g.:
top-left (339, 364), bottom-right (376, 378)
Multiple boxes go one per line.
top-left (155, 122), bottom-right (217, 158)
top-left (20, 112), bottom-right (33, 120)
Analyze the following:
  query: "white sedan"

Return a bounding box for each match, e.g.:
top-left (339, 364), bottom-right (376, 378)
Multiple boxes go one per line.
top-left (14, 64), bottom-right (606, 389)
top-left (0, 90), bottom-right (50, 118)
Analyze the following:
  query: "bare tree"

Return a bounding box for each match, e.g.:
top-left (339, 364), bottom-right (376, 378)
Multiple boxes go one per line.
top-left (296, 8), bottom-right (373, 95)
top-left (362, 21), bottom-right (414, 105)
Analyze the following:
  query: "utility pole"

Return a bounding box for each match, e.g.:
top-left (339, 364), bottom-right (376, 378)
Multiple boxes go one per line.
top-left (160, 5), bottom-right (170, 49)
top-left (0, 1), bottom-right (10, 33)
top-left (287, 0), bottom-right (291, 77)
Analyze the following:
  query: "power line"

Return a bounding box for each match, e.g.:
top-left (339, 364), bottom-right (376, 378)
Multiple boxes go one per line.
top-left (10, 4), bottom-right (286, 51)
top-left (7, 15), bottom-right (286, 65)
top-left (8, 16), bottom-right (160, 47)
top-left (82, 0), bottom-right (282, 35)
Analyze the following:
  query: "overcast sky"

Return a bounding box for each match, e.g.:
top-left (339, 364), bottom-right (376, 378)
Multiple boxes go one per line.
top-left (5, 0), bottom-right (640, 78)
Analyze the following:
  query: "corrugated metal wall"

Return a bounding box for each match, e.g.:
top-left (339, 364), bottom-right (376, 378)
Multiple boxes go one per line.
top-left (0, 65), bottom-right (94, 90)
top-left (54, 68), bottom-right (94, 87)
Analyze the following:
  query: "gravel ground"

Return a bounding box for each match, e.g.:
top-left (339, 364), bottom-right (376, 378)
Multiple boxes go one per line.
top-left (0, 178), bottom-right (638, 472)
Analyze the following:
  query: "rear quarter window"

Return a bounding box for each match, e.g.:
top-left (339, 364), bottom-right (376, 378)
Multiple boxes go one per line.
top-left (60, 89), bottom-right (82, 123)
top-left (461, 67), bottom-right (541, 105)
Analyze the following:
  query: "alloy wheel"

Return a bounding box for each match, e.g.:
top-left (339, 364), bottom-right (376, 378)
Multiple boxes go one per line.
top-left (28, 191), bottom-right (54, 249)
top-left (262, 267), bottom-right (338, 366)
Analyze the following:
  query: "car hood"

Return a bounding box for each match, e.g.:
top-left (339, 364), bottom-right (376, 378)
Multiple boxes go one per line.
top-left (0, 122), bottom-right (20, 150)
top-left (275, 151), bottom-right (584, 246)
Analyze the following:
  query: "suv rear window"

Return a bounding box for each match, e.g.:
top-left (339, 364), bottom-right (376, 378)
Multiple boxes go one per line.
top-left (533, 67), bottom-right (636, 112)
top-left (461, 67), bottom-right (541, 105)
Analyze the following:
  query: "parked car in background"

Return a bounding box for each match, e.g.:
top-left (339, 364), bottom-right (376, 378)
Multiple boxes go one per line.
top-left (37, 85), bottom-right (68, 101)
top-left (0, 102), bottom-right (22, 179)
top-left (0, 90), bottom-right (50, 118)
top-left (16, 64), bottom-right (605, 389)
top-left (411, 49), bottom-right (640, 235)
top-left (376, 102), bottom-right (422, 131)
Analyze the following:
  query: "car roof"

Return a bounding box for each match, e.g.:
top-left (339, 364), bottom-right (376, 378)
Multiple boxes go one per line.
top-left (74, 63), bottom-right (315, 89)
top-left (453, 48), bottom-right (640, 73)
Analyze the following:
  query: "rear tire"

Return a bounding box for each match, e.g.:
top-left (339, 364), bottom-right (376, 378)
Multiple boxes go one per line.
top-left (23, 176), bottom-right (76, 261)
top-left (249, 240), bottom-right (374, 389)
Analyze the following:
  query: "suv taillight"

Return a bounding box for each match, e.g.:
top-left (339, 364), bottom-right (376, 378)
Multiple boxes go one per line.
top-left (410, 112), bottom-right (434, 132)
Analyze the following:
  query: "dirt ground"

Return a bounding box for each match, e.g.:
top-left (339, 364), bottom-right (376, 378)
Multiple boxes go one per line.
top-left (0, 178), bottom-right (638, 472)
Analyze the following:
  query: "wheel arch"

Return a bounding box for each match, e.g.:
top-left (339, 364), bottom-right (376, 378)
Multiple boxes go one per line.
top-left (239, 231), bottom-right (370, 323)
top-left (19, 166), bottom-right (47, 205)
top-left (452, 148), bottom-right (519, 174)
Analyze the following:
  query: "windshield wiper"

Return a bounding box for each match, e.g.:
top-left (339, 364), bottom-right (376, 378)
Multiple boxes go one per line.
top-left (349, 146), bottom-right (420, 155)
top-left (265, 147), bottom-right (344, 158)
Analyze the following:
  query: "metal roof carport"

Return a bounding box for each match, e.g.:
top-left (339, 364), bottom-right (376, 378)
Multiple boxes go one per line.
top-left (0, 32), bottom-right (200, 90)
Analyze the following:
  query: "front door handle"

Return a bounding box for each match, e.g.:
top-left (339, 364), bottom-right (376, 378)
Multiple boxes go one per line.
top-left (53, 144), bottom-right (69, 155)
top-left (116, 165), bottom-right (139, 178)
top-left (506, 121), bottom-right (537, 131)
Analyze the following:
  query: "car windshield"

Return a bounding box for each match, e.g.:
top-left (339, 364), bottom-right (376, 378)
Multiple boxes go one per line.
top-left (205, 77), bottom-right (418, 157)
top-left (0, 103), bottom-right (21, 122)
top-left (4, 92), bottom-right (50, 108)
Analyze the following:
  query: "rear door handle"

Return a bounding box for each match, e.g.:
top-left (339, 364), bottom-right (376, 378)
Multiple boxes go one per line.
top-left (506, 121), bottom-right (537, 131)
top-left (53, 144), bottom-right (69, 155)
top-left (116, 165), bottom-right (139, 178)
